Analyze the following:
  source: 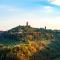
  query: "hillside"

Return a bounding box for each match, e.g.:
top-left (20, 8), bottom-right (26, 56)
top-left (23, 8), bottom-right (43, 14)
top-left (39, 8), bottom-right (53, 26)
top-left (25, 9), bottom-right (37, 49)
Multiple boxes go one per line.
top-left (0, 24), bottom-right (60, 60)
top-left (0, 24), bottom-right (54, 46)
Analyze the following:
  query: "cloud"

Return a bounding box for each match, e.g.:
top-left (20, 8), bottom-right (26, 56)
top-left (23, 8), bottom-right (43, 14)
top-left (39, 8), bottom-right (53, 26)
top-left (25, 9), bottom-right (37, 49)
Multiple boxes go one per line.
top-left (43, 6), bottom-right (53, 12)
top-left (49, 0), bottom-right (60, 6)
top-left (0, 5), bottom-right (17, 12)
top-left (33, 6), bottom-right (53, 13)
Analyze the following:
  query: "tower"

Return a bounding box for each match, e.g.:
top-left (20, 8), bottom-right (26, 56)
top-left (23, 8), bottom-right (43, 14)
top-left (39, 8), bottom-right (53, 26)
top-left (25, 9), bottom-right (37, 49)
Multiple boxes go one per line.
top-left (45, 26), bottom-right (46, 29)
top-left (26, 21), bottom-right (28, 26)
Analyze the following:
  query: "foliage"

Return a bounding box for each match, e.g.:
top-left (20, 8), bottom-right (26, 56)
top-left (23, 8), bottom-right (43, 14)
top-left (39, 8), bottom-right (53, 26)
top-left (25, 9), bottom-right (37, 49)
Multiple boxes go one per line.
top-left (0, 25), bottom-right (59, 60)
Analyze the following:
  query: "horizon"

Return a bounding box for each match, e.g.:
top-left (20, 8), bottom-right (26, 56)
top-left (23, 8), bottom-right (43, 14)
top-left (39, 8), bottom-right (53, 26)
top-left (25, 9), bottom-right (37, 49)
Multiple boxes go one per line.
top-left (1, 22), bottom-right (60, 31)
top-left (0, 0), bottom-right (60, 30)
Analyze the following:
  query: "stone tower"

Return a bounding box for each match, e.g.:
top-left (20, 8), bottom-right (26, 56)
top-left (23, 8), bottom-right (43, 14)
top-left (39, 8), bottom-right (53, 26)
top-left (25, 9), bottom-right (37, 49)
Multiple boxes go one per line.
top-left (26, 21), bottom-right (28, 26)
top-left (45, 26), bottom-right (46, 29)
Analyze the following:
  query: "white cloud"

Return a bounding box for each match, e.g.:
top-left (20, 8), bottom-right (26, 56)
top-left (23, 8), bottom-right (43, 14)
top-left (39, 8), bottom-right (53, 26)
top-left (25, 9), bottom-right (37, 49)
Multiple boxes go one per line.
top-left (49, 0), bottom-right (60, 6)
top-left (33, 6), bottom-right (53, 13)
top-left (0, 5), bottom-right (17, 12)
top-left (43, 6), bottom-right (53, 13)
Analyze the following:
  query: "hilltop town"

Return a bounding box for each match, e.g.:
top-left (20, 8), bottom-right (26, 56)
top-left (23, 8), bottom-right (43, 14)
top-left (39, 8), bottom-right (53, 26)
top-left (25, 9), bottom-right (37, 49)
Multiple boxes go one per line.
top-left (0, 22), bottom-right (55, 45)
top-left (0, 22), bottom-right (60, 60)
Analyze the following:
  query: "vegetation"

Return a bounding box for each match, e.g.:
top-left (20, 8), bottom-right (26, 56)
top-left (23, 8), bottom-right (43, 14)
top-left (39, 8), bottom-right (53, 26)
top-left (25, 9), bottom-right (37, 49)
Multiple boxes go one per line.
top-left (0, 25), bottom-right (60, 60)
top-left (54, 57), bottom-right (60, 60)
top-left (0, 40), bottom-right (50, 60)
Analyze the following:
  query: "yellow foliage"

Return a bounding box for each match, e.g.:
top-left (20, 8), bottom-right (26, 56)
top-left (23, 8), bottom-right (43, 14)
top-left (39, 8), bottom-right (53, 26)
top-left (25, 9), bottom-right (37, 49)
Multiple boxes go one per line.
top-left (11, 40), bottom-right (49, 59)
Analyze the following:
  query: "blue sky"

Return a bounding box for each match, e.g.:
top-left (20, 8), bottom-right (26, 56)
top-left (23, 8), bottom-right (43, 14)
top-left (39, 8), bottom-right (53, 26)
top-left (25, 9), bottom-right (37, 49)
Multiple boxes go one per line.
top-left (0, 0), bottom-right (60, 30)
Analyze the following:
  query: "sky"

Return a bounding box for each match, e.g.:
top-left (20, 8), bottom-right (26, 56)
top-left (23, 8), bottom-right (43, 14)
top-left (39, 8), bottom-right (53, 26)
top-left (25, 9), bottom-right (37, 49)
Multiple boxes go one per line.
top-left (0, 0), bottom-right (60, 30)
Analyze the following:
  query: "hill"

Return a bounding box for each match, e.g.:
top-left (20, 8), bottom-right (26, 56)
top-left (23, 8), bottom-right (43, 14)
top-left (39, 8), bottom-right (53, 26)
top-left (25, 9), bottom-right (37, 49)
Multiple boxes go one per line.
top-left (0, 24), bottom-right (54, 46)
top-left (0, 24), bottom-right (60, 60)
